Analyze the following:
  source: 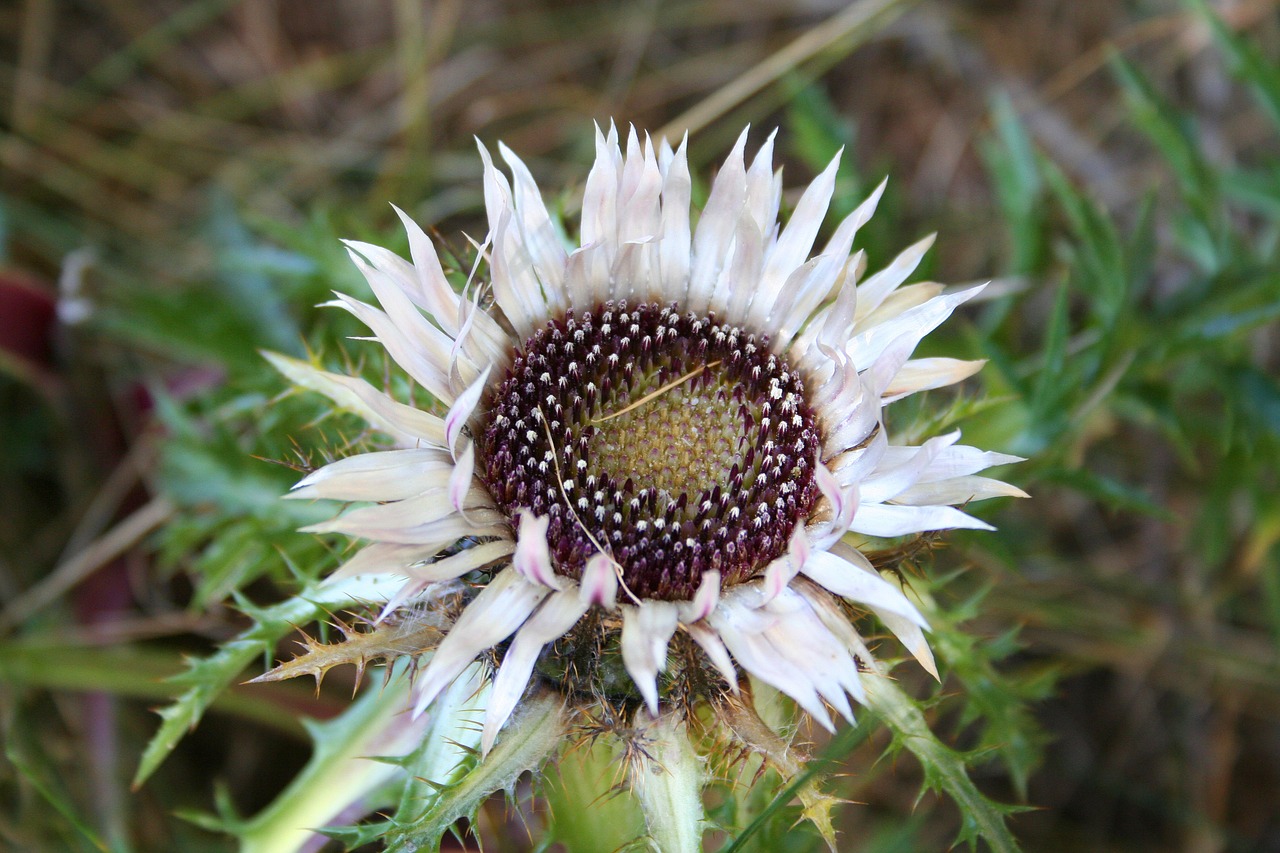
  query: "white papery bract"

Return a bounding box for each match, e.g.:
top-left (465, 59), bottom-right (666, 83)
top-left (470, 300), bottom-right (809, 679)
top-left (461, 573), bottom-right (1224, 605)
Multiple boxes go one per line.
top-left (275, 123), bottom-right (1024, 756)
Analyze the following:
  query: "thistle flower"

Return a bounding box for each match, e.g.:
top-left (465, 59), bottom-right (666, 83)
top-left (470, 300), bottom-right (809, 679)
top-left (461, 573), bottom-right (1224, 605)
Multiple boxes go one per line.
top-left (271, 124), bottom-right (1023, 763)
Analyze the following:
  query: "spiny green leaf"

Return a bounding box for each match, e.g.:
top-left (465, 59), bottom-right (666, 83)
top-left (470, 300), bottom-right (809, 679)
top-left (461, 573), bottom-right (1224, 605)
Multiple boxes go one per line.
top-left (543, 735), bottom-right (645, 853)
top-left (249, 607), bottom-right (450, 689)
top-left (718, 696), bottom-right (873, 853)
top-left (236, 666), bottom-right (425, 853)
top-left (133, 575), bottom-right (403, 787)
top-left (383, 689), bottom-right (567, 852)
top-left (931, 615), bottom-right (1054, 799)
top-left (862, 674), bottom-right (1025, 853)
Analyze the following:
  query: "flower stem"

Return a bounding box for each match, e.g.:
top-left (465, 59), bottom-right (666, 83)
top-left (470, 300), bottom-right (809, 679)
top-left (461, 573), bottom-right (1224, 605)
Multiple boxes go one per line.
top-left (630, 713), bottom-right (704, 853)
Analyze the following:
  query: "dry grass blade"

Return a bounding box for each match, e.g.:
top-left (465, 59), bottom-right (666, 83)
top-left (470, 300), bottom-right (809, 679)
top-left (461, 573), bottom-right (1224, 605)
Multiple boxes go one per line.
top-left (658, 0), bottom-right (916, 141)
top-left (0, 496), bottom-right (174, 632)
top-left (589, 360), bottom-right (720, 425)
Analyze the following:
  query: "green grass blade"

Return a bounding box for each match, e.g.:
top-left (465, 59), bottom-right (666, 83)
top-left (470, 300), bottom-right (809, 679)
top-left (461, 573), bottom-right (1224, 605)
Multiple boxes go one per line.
top-left (1188, 0), bottom-right (1280, 131)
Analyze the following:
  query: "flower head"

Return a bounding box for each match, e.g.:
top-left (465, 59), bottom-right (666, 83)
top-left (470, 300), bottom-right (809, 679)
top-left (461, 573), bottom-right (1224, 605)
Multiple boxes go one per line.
top-left (275, 124), bottom-right (1024, 755)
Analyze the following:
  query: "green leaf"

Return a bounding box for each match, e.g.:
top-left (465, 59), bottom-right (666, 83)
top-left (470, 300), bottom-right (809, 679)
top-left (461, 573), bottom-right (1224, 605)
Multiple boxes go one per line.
top-left (132, 574), bottom-right (405, 787)
top-left (1223, 364), bottom-right (1280, 441)
top-left (716, 712), bottom-right (865, 850)
top-left (1221, 165), bottom-right (1280, 218)
top-left (383, 689), bottom-right (567, 852)
top-left (1042, 160), bottom-right (1129, 327)
top-left (1188, 0), bottom-right (1280, 131)
top-left (933, 609), bottom-right (1054, 800)
top-left (5, 747), bottom-right (109, 853)
top-left (981, 94), bottom-right (1045, 274)
top-left (544, 737), bottom-right (645, 853)
top-left (1110, 53), bottom-right (1214, 211)
top-left (861, 674), bottom-right (1025, 853)
top-left (1046, 467), bottom-right (1177, 520)
top-left (0, 642), bottom-right (304, 735)
top-left (1183, 290), bottom-right (1280, 342)
top-left (234, 664), bottom-right (467, 853)
top-left (1028, 282), bottom-right (1071, 424)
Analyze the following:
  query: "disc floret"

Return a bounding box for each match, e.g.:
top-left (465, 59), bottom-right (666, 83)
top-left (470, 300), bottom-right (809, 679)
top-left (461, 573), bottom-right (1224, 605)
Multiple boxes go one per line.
top-left (479, 300), bottom-right (821, 601)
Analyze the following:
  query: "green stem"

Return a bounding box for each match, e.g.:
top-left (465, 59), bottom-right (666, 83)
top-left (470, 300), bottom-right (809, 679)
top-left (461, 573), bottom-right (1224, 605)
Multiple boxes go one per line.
top-left (631, 714), bottom-right (704, 853)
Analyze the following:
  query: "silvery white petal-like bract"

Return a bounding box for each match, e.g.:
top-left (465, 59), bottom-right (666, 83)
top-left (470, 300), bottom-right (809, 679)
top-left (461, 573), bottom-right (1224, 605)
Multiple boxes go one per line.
top-left (273, 125), bottom-right (1023, 746)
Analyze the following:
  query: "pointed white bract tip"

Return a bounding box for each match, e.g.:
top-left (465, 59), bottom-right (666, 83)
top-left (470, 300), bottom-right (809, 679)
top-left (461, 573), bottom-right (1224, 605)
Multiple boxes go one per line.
top-left (635, 673), bottom-right (660, 717)
top-left (447, 441), bottom-right (475, 514)
top-left (821, 146), bottom-right (845, 176)
top-left (761, 556), bottom-right (796, 604)
top-left (684, 622), bottom-right (738, 691)
top-left (287, 467), bottom-right (323, 493)
top-left (389, 202), bottom-right (414, 228)
top-left (846, 178), bottom-right (888, 229)
top-left (444, 364), bottom-right (490, 457)
top-left (875, 608), bottom-right (940, 681)
top-left (816, 462), bottom-right (859, 542)
top-left (480, 726), bottom-right (498, 758)
top-left (580, 553), bottom-right (619, 609)
top-left (620, 603), bottom-right (678, 717)
top-left (789, 525), bottom-right (811, 568)
top-left (391, 205), bottom-right (433, 261)
top-left (850, 248), bottom-right (868, 281)
top-left (803, 549), bottom-right (931, 631)
top-left (808, 703), bottom-right (837, 733)
top-left (682, 570), bottom-right (720, 623)
top-left (514, 511), bottom-right (560, 589)
top-left (376, 577), bottom-right (430, 625)
top-left (341, 245), bottom-right (367, 271)
top-left (920, 647), bottom-right (941, 682)
top-left (761, 527), bottom-right (811, 603)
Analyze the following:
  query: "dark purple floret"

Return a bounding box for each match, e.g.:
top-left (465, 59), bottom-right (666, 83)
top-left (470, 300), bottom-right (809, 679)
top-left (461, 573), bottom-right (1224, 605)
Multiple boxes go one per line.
top-left (478, 301), bottom-right (821, 601)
